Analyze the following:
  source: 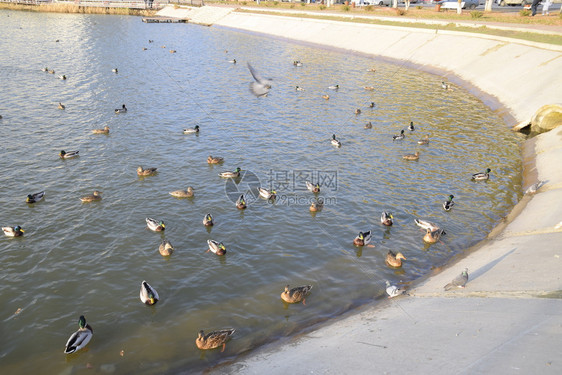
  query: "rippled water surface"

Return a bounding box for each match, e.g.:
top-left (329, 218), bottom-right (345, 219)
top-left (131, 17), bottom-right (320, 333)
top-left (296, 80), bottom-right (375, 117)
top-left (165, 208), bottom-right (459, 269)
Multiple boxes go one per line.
top-left (0, 9), bottom-right (523, 374)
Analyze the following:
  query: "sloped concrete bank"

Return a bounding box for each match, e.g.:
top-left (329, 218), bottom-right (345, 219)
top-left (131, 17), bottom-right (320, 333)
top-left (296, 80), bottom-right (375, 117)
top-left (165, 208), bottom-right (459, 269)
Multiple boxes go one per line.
top-left (201, 10), bottom-right (562, 375)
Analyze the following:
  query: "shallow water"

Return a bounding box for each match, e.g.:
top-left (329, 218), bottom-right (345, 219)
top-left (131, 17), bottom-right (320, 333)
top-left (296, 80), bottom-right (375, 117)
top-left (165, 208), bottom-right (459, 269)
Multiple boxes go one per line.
top-left (0, 9), bottom-right (523, 374)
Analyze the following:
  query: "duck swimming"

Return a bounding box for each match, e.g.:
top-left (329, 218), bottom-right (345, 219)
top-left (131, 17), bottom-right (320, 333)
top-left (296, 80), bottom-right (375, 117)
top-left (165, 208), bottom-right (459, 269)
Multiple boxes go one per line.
top-left (281, 285), bottom-right (312, 304)
top-left (423, 228), bottom-right (446, 244)
top-left (386, 250), bottom-right (407, 268)
top-left (408, 121), bottom-right (415, 131)
top-left (414, 218), bottom-right (440, 232)
top-left (58, 102), bottom-right (65, 110)
top-left (471, 168), bottom-right (491, 181)
top-left (207, 239), bottom-right (226, 255)
top-left (169, 186), bottom-right (194, 198)
top-left (146, 217), bottom-right (165, 232)
top-left (59, 150), bottom-right (79, 159)
top-left (402, 151), bottom-right (420, 161)
top-left (331, 134), bottom-right (342, 147)
top-left (26, 191), bottom-right (45, 203)
top-left (353, 231), bottom-right (372, 246)
top-left (328, 84), bottom-right (339, 90)
top-left (183, 125), bottom-right (199, 134)
top-left (137, 166), bottom-right (157, 176)
top-left (64, 315), bottom-right (93, 354)
top-left (228, 58), bottom-right (236, 64)
top-left (306, 181), bottom-right (320, 194)
top-left (112, 68), bottom-right (118, 73)
top-left (393, 129), bottom-right (405, 141)
top-left (219, 167), bottom-right (241, 178)
top-left (115, 104), bottom-right (127, 114)
top-left (159, 240), bottom-right (174, 256)
top-left (80, 191), bottom-right (102, 203)
top-left (140, 280), bottom-right (159, 305)
top-left (203, 213), bottom-right (214, 226)
top-left (443, 195), bottom-right (455, 211)
top-left (2, 226), bottom-right (24, 237)
top-left (92, 126), bottom-right (109, 134)
top-left (258, 187), bottom-right (276, 200)
top-left (58, 75), bottom-right (66, 80)
top-left (236, 194), bottom-right (247, 209)
top-left (417, 135), bottom-right (430, 145)
top-left (364, 122), bottom-right (372, 129)
top-left (309, 198), bottom-right (323, 212)
top-left (207, 155), bottom-right (224, 164)
top-left (381, 212), bottom-right (393, 226)
top-left (295, 86), bottom-right (305, 91)
top-left (196, 329), bottom-right (235, 352)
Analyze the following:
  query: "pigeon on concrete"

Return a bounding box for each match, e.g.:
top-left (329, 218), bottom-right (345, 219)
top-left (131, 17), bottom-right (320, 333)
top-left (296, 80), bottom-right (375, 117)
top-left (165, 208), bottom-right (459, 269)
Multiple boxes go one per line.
top-left (247, 63), bottom-right (272, 97)
top-left (444, 268), bottom-right (469, 291)
top-left (385, 280), bottom-right (404, 298)
top-left (525, 180), bottom-right (545, 195)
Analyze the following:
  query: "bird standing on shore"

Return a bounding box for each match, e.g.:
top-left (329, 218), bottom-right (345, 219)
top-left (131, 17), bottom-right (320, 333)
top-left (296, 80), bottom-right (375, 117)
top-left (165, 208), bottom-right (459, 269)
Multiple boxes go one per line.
top-left (444, 268), bottom-right (469, 290)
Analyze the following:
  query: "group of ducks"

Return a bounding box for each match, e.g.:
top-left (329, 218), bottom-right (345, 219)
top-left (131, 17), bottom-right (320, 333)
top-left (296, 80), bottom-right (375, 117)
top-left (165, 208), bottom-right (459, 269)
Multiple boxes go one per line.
top-left (42, 66), bottom-right (66, 80)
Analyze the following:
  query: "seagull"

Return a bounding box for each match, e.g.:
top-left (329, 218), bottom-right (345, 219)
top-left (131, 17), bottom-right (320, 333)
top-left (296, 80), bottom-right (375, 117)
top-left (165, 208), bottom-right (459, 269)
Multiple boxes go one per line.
top-left (525, 180), bottom-right (545, 194)
top-left (385, 281), bottom-right (404, 298)
top-left (247, 63), bottom-right (272, 97)
top-left (444, 268), bottom-right (469, 291)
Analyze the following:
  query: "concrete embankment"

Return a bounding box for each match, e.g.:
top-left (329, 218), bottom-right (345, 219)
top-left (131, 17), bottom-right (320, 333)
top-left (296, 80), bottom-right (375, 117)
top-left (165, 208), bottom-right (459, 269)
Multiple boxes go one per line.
top-left (196, 8), bottom-right (562, 375)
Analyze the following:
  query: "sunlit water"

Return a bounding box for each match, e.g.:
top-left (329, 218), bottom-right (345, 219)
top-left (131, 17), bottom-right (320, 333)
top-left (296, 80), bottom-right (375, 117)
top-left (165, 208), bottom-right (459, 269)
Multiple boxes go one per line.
top-left (0, 9), bottom-right (523, 374)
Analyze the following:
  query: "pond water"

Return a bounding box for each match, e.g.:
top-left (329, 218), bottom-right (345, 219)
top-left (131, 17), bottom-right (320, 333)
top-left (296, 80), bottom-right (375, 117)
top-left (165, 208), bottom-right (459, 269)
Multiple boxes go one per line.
top-left (0, 9), bottom-right (523, 374)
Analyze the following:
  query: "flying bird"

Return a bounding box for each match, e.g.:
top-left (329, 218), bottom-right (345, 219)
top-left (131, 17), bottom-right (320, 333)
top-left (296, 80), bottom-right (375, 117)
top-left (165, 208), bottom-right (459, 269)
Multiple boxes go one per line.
top-left (247, 63), bottom-right (272, 97)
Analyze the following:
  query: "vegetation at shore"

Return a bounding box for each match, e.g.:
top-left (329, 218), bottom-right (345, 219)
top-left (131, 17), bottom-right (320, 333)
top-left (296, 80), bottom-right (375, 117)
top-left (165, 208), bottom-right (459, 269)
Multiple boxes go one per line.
top-left (0, 2), bottom-right (157, 16)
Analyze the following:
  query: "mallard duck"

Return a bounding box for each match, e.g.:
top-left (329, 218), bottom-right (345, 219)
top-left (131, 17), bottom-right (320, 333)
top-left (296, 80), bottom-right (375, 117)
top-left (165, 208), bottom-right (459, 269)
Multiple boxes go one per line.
top-left (331, 134), bottom-right (341, 147)
top-left (146, 217), bottom-right (165, 232)
top-left (207, 155), bottom-right (224, 164)
top-left (355, 109), bottom-right (361, 115)
top-left (80, 191), bottom-right (102, 203)
top-left (414, 218), bottom-right (440, 232)
top-left (140, 280), bottom-right (159, 305)
top-left (169, 49), bottom-right (176, 53)
top-left (309, 198), bottom-right (324, 212)
top-left (386, 250), bottom-right (407, 268)
top-left (369, 102), bottom-right (375, 108)
top-left (306, 181), bottom-right (320, 193)
top-left (293, 60), bottom-right (303, 67)
top-left (48, 69), bottom-right (55, 74)
top-left (236, 194), bottom-right (247, 209)
top-left (207, 239), bottom-right (226, 256)
top-left (408, 121), bottom-right (415, 131)
top-left (148, 40), bottom-right (154, 43)
top-left (353, 231), bottom-right (372, 246)
top-left (58, 75), bottom-right (67, 80)
top-left (367, 68), bottom-right (376, 72)
top-left (281, 285), bottom-right (312, 304)
top-left (444, 268), bottom-right (469, 290)
top-left (417, 135), bottom-right (430, 145)
top-left (258, 187), bottom-right (276, 200)
top-left (364, 86), bottom-right (375, 91)
top-left (183, 125), bottom-right (199, 134)
top-left (42, 67), bottom-right (49, 72)
top-left (26, 191), bottom-right (45, 203)
top-left (322, 95), bottom-right (330, 100)
top-left (385, 281), bottom-right (404, 298)
top-left (203, 213), bottom-right (214, 226)
top-left (137, 166), bottom-right (157, 176)
top-left (219, 167), bottom-right (241, 178)
top-left (196, 329), bottom-right (235, 352)
top-left (142, 47), bottom-right (147, 51)
top-left (228, 58), bottom-right (236, 64)
top-left (471, 168), bottom-right (491, 181)
top-left (364, 122), bottom-right (372, 129)
top-left (423, 228), bottom-right (446, 244)
top-left (443, 194), bottom-right (455, 211)
top-left (393, 129), bottom-right (405, 141)
top-left (381, 211), bottom-right (393, 226)
top-left (295, 86), bottom-right (305, 91)
top-left (92, 126), bottom-right (109, 134)
top-left (328, 84), bottom-right (339, 90)
top-left (441, 81), bottom-right (451, 90)
top-left (59, 150), bottom-right (79, 159)
top-left (115, 104), bottom-right (127, 114)
top-left (169, 186), bottom-right (194, 198)
top-left (402, 151), bottom-right (420, 161)
top-left (2, 226), bottom-right (24, 237)
top-left (58, 102), bottom-right (65, 110)
top-left (64, 315), bottom-right (93, 354)
top-left (159, 240), bottom-right (174, 256)
top-left (112, 68), bottom-right (118, 73)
